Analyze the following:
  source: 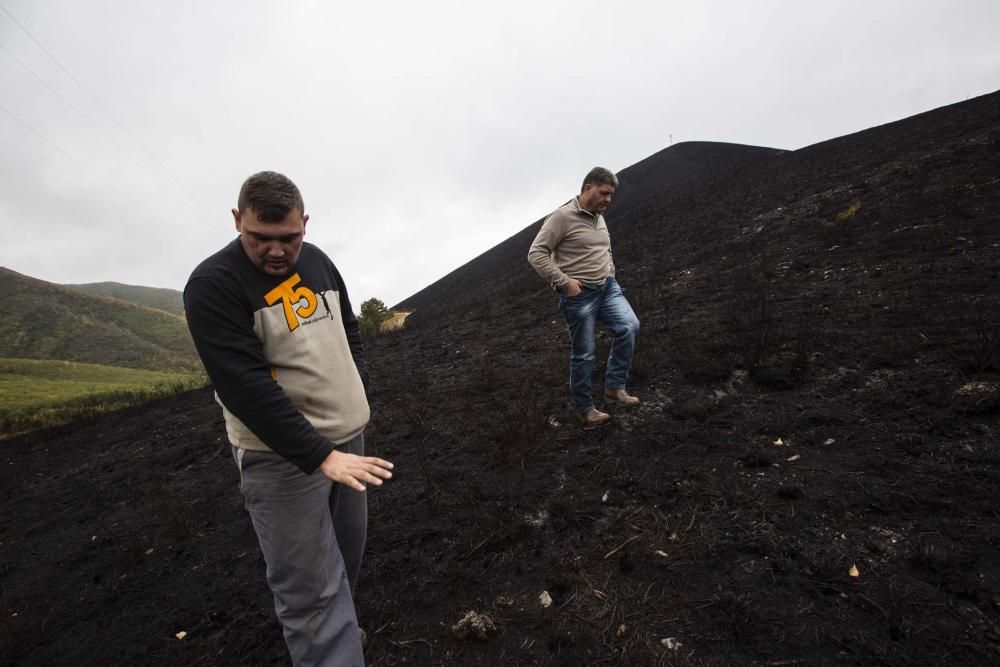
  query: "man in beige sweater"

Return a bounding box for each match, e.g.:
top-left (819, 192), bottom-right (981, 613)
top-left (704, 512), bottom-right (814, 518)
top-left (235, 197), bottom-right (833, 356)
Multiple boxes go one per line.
top-left (528, 167), bottom-right (641, 426)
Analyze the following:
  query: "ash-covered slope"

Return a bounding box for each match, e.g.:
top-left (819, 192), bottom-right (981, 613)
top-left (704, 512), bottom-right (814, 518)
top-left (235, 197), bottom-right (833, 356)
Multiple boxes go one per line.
top-left (3, 91), bottom-right (999, 666)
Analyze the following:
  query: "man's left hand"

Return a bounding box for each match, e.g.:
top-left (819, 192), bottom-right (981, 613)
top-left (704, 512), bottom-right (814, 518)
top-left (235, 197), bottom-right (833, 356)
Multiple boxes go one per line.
top-left (319, 449), bottom-right (394, 491)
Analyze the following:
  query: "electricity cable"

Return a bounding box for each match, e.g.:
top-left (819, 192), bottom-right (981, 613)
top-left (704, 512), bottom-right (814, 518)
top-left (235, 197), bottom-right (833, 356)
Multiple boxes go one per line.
top-left (0, 99), bottom-right (196, 242)
top-left (0, 4), bottom-right (219, 225)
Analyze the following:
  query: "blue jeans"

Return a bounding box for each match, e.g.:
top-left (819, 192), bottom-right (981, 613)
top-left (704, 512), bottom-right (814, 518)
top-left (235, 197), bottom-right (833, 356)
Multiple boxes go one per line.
top-left (558, 277), bottom-right (640, 413)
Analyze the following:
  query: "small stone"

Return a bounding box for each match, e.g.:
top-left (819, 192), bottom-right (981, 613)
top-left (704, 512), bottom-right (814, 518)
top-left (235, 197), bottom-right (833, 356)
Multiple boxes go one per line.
top-left (539, 591), bottom-right (553, 608)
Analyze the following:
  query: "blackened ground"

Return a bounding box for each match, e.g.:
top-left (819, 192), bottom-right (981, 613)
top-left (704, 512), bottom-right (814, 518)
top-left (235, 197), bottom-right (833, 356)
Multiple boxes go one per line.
top-left (2, 91), bottom-right (999, 665)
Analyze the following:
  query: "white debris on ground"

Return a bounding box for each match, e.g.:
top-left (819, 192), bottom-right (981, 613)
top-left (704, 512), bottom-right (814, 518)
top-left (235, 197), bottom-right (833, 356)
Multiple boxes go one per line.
top-left (521, 509), bottom-right (549, 528)
top-left (539, 590), bottom-right (553, 608)
top-left (449, 611), bottom-right (497, 641)
top-left (661, 637), bottom-right (683, 650)
top-left (953, 381), bottom-right (1000, 413)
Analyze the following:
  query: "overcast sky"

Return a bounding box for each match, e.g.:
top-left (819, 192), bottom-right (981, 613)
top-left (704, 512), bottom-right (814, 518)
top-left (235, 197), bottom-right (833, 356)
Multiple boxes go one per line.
top-left (1, 1), bottom-right (998, 308)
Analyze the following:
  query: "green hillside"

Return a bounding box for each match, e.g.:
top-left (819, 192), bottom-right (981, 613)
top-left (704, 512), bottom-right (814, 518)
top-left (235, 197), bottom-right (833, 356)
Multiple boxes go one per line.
top-left (65, 281), bottom-right (184, 316)
top-left (0, 267), bottom-right (199, 372)
top-left (0, 358), bottom-right (204, 436)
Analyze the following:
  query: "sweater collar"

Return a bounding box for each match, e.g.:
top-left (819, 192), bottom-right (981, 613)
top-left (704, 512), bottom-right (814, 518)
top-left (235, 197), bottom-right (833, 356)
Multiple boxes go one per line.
top-left (573, 196), bottom-right (600, 220)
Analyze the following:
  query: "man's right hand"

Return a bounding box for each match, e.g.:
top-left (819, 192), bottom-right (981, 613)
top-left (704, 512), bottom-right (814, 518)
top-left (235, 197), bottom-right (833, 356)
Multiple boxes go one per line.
top-left (561, 278), bottom-right (582, 297)
top-left (319, 448), bottom-right (394, 492)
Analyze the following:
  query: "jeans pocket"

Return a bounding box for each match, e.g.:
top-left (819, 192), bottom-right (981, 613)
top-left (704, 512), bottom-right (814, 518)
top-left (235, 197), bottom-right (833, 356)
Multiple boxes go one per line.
top-left (560, 291), bottom-right (582, 310)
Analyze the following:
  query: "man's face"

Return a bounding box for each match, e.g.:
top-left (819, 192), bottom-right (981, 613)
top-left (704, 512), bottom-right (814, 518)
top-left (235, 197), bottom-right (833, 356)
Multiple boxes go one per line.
top-left (580, 182), bottom-right (615, 215)
top-left (233, 207), bottom-right (309, 276)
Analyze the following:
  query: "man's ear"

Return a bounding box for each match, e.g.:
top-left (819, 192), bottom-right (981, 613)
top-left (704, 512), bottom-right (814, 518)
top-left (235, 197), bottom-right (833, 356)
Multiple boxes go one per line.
top-left (232, 208), bottom-right (242, 232)
top-left (302, 213), bottom-right (309, 235)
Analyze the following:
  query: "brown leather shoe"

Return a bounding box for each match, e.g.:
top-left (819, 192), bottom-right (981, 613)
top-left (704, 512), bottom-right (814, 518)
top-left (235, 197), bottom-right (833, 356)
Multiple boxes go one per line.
top-left (604, 389), bottom-right (640, 406)
top-left (578, 409), bottom-right (611, 426)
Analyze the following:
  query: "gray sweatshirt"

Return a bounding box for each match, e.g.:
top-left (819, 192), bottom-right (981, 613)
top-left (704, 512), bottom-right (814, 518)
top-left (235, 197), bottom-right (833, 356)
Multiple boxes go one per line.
top-left (184, 239), bottom-right (369, 474)
top-left (527, 196), bottom-right (616, 289)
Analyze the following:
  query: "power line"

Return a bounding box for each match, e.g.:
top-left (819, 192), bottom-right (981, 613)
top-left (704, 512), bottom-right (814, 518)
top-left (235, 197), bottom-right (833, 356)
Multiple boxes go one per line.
top-left (0, 4), bottom-right (219, 224)
top-left (0, 40), bottom-right (137, 161)
top-left (0, 99), bottom-right (195, 242)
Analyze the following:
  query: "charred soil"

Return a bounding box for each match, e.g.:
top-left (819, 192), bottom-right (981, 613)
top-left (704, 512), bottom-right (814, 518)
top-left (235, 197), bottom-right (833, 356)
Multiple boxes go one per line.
top-left (2, 92), bottom-right (1000, 665)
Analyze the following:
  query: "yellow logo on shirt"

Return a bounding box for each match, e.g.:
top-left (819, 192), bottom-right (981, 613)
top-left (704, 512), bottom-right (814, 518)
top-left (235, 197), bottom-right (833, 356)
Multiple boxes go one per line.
top-left (264, 273), bottom-right (317, 332)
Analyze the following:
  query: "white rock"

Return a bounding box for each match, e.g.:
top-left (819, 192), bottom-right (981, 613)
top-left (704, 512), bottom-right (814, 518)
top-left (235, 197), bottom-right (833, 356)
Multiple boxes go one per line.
top-left (661, 637), bottom-right (682, 650)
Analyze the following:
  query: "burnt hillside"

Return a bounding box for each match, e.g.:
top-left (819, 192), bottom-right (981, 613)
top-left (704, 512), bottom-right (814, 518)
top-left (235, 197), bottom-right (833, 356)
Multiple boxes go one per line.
top-left (401, 91), bottom-right (998, 356)
top-left (2, 91), bottom-right (999, 666)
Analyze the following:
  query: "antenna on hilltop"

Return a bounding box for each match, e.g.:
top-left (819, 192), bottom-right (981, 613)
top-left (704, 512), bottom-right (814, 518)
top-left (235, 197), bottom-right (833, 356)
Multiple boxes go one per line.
top-left (669, 133), bottom-right (673, 145)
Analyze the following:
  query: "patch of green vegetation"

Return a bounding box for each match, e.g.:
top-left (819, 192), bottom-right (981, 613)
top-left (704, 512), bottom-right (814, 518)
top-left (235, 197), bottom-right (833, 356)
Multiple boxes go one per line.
top-left (0, 358), bottom-right (206, 438)
top-left (358, 297), bottom-right (393, 337)
top-left (64, 281), bottom-right (184, 316)
top-left (0, 267), bottom-right (200, 372)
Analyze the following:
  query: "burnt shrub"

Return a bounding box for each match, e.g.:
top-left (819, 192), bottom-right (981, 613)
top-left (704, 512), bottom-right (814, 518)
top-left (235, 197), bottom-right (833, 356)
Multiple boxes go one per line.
top-left (493, 383), bottom-right (555, 464)
top-left (791, 301), bottom-right (825, 371)
top-left (626, 282), bottom-right (671, 383)
top-left (727, 258), bottom-right (777, 372)
top-left (949, 295), bottom-right (1000, 374)
top-left (157, 496), bottom-right (193, 541)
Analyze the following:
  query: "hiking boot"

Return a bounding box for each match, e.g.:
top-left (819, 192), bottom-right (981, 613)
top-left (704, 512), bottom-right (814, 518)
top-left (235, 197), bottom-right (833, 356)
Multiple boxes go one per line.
top-left (578, 409), bottom-right (611, 426)
top-left (604, 389), bottom-right (640, 407)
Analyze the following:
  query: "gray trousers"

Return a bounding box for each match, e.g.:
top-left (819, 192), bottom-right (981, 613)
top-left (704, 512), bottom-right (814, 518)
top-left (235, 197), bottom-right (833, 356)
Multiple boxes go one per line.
top-left (234, 434), bottom-right (367, 667)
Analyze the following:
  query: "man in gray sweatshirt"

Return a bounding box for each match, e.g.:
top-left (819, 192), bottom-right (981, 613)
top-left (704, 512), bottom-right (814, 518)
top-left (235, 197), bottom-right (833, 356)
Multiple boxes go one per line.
top-left (527, 167), bottom-right (641, 426)
top-left (185, 171), bottom-right (393, 665)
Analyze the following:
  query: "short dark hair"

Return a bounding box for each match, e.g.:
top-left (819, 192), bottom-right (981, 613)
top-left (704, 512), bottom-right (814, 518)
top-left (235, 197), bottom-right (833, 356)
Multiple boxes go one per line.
top-left (237, 171), bottom-right (305, 222)
top-left (582, 166), bottom-right (619, 191)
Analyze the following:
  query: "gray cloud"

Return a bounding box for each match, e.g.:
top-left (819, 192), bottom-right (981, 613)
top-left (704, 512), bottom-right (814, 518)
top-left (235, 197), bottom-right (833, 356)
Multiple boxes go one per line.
top-left (2, 0), bottom-right (998, 306)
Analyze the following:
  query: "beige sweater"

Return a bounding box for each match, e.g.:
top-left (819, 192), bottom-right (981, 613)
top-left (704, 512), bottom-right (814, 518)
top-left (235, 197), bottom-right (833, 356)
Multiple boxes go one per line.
top-left (527, 197), bottom-right (616, 289)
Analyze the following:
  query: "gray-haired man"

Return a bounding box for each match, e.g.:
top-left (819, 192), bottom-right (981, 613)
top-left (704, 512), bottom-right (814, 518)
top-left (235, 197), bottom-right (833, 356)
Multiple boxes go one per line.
top-left (528, 167), bottom-right (641, 426)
